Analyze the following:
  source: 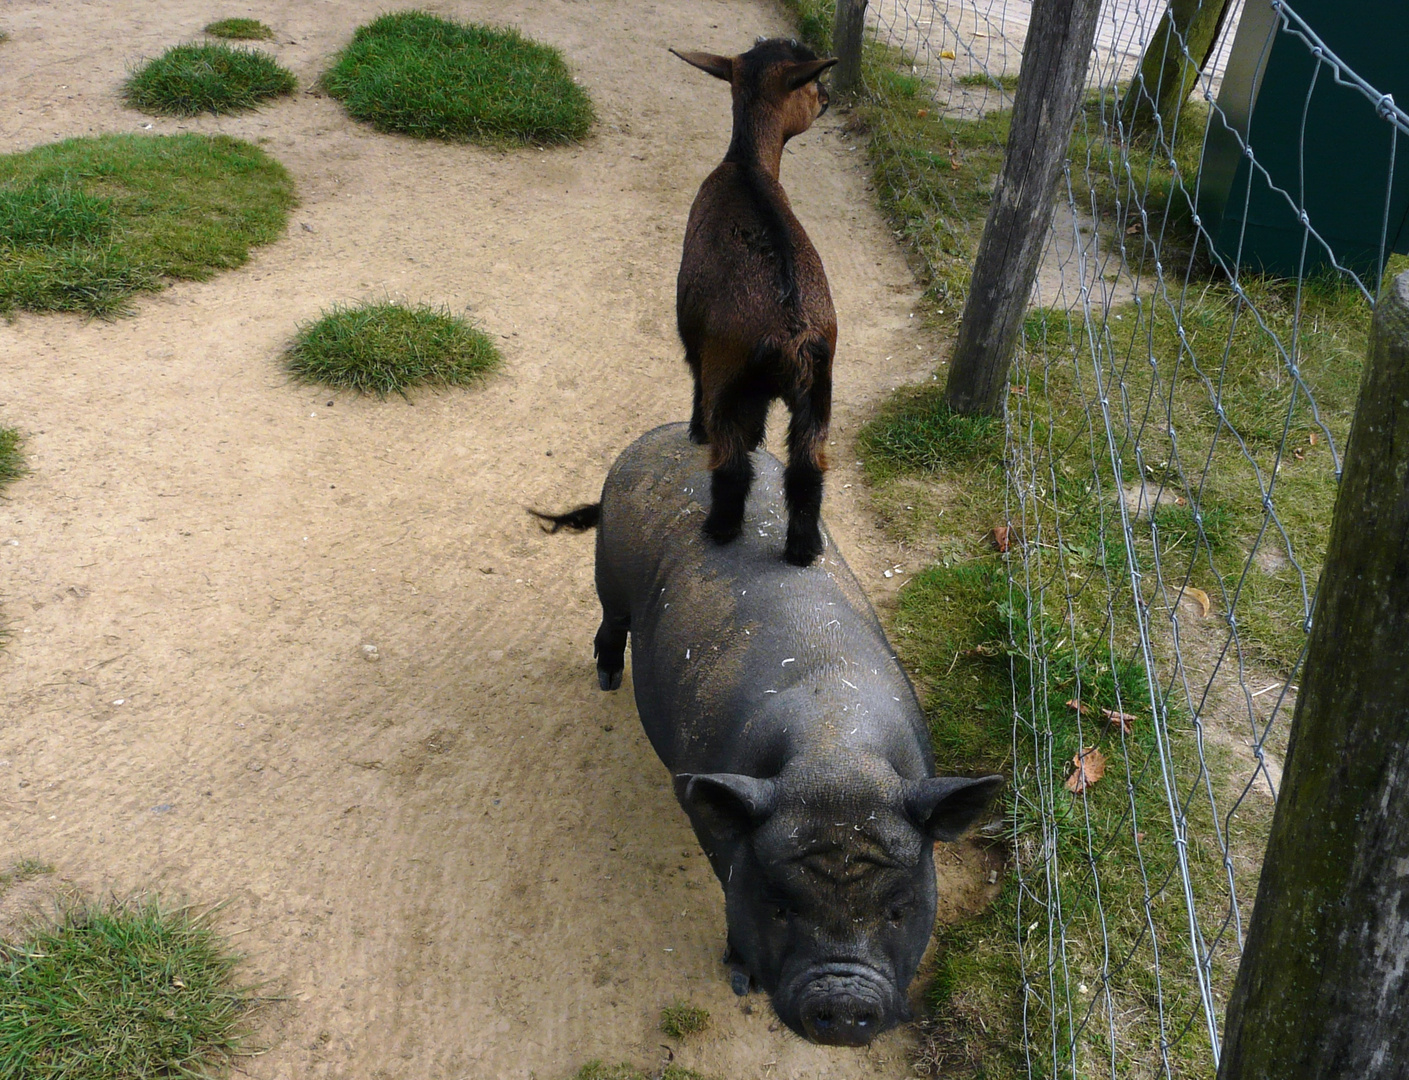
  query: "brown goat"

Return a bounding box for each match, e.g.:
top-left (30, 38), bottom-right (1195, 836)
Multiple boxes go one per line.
top-left (672, 38), bottom-right (838, 567)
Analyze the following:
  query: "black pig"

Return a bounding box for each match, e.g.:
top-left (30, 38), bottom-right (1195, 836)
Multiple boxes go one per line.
top-left (533, 423), bottom-right (1003, 1046)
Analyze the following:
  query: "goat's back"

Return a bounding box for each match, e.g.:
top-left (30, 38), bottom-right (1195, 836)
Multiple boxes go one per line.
top-left (677, 162), bottom-right (836, 358)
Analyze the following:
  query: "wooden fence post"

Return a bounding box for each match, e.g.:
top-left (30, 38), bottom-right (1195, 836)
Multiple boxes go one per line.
top-left (1120, 0), bottom-right (1234, 139)
top-left (1216, 271), bottom-right (1409, 1078)
top-left (943, 0), bottom-right (1104, 416)
top-left (832, 0), bottom-right (868, 95)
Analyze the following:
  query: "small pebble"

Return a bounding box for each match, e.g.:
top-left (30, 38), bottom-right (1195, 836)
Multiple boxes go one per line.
top-left (361, 644), bottom-right (380, 662)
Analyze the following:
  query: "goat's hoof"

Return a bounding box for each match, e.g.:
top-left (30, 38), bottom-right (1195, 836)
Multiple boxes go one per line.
top-left (597, 667), bottom-right (623, 691)
top-left (703, 516), bottom-right (743, 544)
top-left (784, 533), bottom-right (823, 567)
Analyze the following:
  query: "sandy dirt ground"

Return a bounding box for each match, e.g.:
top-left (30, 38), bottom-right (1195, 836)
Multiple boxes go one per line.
top-left (0, 2), bottom-right (999, 1076)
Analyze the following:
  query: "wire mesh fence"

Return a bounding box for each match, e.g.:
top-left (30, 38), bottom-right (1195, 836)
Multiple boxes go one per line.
top-left (852, 1), bottom-right (1408, 1075)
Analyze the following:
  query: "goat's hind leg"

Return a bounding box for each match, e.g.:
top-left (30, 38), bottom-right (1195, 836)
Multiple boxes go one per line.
top-left (685, 345), bottom-right (707, 445)
top-left (783, 369), bottom-right (831, 567)
top-left (703, 385), bottom-right (769, 545)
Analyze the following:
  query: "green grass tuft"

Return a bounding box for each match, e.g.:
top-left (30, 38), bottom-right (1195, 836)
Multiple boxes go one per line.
top-left (0, 858), bottom-right (53, 894)
top-left (203, 18), bottom-right (274, 40)
top-left (0, 133), bottom-right (295, 317)
top-left (659, 1000), bottom-right (710, 1038)
top-left (958, 72), bottom-right (1020, 91)
top-left (858, 384), bottom-right (1002, 480)
top-left (571, 1064), bottom-right (710, 1080)
top-left (1, 181), bottom-right (114, 247)
top-left (0, 899), bottom-right (258, 1079)
top-left (285, 301), bottom-right (501, 397)
top-left (0, 427), bottom-right (24, 489)
top-left (322, 10), bottom-right (594, 146)
top-left (124, 42), bottom-right (296, 117)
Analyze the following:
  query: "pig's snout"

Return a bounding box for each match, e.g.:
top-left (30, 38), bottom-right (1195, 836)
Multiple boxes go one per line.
top-left (796, 967), bottom-right (896, 1046)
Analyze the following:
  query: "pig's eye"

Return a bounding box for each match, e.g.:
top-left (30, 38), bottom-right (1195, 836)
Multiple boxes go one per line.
top-left (885, 895), bottom-right (915, 925)
top-left (763, 892), bottom-right (794, 923)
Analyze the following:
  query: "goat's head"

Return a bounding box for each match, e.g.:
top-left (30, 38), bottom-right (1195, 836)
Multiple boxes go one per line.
top-left (672, 38), bottom-right (838, 142)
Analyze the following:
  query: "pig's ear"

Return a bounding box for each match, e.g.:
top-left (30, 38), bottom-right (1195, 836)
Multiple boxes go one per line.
top-left (676, 773), bottom-right (777, 838)
top-left (904, 775), bottom-right (1005, 842)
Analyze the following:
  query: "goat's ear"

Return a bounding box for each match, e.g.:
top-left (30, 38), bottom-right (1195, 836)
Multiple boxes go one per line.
top-left (785, 57), bottom-right (839, 90)
top-left (671, 49), bottom-right (734, 82)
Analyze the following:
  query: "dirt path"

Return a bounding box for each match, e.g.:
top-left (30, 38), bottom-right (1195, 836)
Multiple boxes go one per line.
top-left (0, 2), bottom-right (988, 1076)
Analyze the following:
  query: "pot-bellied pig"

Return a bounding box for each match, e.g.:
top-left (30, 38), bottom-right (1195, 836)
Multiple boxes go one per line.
top-left (532, 423), bottom-right (1003, 1046)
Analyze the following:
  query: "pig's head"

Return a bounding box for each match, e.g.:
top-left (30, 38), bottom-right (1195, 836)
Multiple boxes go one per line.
top-left (676, 756), bottom-right (1003, 1046)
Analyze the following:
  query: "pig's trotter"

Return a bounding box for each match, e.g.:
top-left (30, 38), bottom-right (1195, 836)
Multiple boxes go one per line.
top-left (593, 617), bottom-right (628, 692)
top-left (730, 966), bottom-right (753, 997)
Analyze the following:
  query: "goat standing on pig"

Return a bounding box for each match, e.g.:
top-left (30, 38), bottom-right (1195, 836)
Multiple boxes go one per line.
top-left (532, 424), bottom-right (1004, 1046)
top-left (673, 38), bottom-right (839, 567)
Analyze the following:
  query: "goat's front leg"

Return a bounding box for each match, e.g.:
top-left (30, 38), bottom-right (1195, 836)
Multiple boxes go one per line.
top-left (783, 369), bottom-right (831, 566)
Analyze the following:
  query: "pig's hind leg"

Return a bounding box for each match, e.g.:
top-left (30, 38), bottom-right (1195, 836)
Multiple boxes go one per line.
top-left (593, 614), bottom-right (629, 691)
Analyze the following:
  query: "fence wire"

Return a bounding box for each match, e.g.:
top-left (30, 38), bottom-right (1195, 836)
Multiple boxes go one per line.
top-left (857, 1), bottom-right (1407, 1075)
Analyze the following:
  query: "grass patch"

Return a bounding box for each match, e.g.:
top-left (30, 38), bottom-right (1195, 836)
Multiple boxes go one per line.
top-left (894, 556), bottom-right (1268, 1078)
top-left (322, 11), bottom-right (594, 146)
top-left (124, 42), bottom-right (296, 116)
top-left (659, 1000), bottom-right (710, 1038)
top-left (1021, 273), bottom-right (1372, 673)
top-left (0, 858), bottom-right (53, 895)
top-left (1, 181), bottom-right (114, 247)
top-left (0, 899), bottom-right (258, 1079)
top-left (571, 1065), bottom-right (710, 1080)
top-left (0, 133), bottom-right (294, 317)
top-left (858, 383), bottom-right (1002, 480)
top-left (203, 18), bottom-right (274, 40)
top-left (958, 72), bottom-right (1019, 91)
top-left (285, 301), bottom-right (501, 397)
top-left (0, 427), bottom-right (24, 489)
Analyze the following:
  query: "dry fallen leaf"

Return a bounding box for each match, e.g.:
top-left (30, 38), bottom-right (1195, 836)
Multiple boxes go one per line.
top-left (917, 108), bottom-right (929, 118)
top-left (940, 49), bottom-right (956, 59)
top-left (1293, 447), bottom-right (1305, 461)
top-left (1066, 747), bottom-right (1108, 794)
top-left (1101, 707), bottom-right (1137, 734)
top-left (1066, 698), bottom-right (1092, 717)
top-left (1308, 431), bottom-right (1319, 446)
top-left (1181, 586), bottom-right (1212, 618)
top-left (991, 525), bottom-right (1011, 552)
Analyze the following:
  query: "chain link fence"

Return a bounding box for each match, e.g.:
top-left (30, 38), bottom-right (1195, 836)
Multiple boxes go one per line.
top-left (849, 1), bottom-right (1408, 1074)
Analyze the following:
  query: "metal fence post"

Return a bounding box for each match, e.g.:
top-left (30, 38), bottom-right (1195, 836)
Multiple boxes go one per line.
top-left (1216, 271), bottom-right (1409, 1078)
top-left (943, 0), bottom-right (1103, 415)
top-left (832, 0), bottom-right (868, 95)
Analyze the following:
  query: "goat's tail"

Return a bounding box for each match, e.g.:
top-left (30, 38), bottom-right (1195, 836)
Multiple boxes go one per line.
top-left (779, 330), bottom-right (834, 393)
top-left (528, 503), bottom-right (601, 533)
